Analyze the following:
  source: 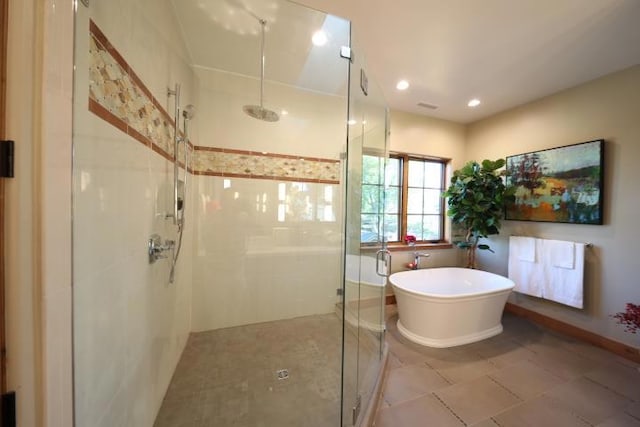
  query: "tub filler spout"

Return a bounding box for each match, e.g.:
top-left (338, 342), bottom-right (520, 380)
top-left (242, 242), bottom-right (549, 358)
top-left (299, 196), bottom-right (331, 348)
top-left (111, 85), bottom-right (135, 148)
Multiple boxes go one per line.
top-left (410, 252), bottom-right (430, 270)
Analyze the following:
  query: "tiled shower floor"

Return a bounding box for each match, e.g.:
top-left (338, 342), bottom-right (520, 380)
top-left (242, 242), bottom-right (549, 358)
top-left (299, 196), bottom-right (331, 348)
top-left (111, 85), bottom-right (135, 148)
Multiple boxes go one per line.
top-left (154, 314), bottom-right (347, 427)
top-left (375, 305), bottom-right (640, 426)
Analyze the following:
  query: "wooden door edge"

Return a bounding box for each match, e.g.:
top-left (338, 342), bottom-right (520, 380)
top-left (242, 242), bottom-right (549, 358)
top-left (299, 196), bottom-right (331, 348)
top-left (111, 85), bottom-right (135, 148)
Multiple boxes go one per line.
top-left (1, 0), bottom-right (9, 395)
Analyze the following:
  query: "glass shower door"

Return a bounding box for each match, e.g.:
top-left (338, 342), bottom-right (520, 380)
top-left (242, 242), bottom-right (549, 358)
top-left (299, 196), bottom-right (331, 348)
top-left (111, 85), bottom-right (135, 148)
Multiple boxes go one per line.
top-left (342, 36), bottom-right (389, 426)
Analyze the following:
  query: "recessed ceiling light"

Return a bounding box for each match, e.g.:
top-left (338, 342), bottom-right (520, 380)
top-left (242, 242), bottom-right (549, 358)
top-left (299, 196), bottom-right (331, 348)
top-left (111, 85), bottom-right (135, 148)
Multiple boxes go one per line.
top-left (396, 80), bottom-right (409, 91)
top-left (281, 110), bottom-right (289, 116)
top-left (312, 30), bottom-right (328, 46)
top-left (467, 98), bottom-right (481, 107)
top-left (347, 119), bottom-right (357, 125)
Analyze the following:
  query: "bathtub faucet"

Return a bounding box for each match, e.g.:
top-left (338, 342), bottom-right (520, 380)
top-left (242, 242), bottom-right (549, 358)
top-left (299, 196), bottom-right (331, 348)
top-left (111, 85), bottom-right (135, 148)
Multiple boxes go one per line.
top-left (412, 252), bottom-right (430, 270)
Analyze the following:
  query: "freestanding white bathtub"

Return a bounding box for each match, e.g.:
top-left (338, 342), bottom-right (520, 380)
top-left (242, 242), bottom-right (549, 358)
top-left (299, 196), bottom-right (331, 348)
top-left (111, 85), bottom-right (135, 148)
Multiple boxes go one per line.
top-left (389, 268), bottom-right (515, 348)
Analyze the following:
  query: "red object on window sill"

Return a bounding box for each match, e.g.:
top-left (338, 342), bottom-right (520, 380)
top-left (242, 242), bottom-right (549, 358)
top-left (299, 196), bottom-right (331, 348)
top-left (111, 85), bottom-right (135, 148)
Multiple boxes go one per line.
top-left (404, 235), bottom-right (416, 244)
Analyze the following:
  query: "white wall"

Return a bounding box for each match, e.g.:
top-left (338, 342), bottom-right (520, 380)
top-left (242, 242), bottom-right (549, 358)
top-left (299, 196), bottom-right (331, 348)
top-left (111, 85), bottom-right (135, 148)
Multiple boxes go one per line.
top-left (72, 2), bottom-right (195, 426)
top-left (191, 67), bottom-right (348, 331)
top-left (466, 65), bottom-right (640, 349)
top-left (194, 68), bottom-right (348, 158)
top-left (192, 176), bottom-right (343, 331)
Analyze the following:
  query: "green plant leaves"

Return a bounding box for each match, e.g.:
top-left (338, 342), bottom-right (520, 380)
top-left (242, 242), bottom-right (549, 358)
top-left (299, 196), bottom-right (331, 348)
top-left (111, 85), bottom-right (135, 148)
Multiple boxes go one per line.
top-left (443, 158), bottom-right (509, 267)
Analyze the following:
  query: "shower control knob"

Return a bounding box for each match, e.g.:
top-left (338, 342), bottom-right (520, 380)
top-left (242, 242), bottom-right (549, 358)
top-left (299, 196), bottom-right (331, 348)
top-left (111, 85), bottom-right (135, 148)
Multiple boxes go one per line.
top-left (148, 234), bottom-right (175, 264)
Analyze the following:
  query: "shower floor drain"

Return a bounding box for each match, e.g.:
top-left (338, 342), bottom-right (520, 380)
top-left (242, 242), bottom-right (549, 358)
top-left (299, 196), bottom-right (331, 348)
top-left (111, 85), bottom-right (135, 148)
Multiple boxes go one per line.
top-left (276, 369), bottom-right (289, 380)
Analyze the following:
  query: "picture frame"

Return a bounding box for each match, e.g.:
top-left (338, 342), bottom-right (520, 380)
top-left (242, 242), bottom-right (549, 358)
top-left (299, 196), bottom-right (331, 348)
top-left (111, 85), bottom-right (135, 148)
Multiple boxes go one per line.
top-left (504, 139), bottom-right (604, 224)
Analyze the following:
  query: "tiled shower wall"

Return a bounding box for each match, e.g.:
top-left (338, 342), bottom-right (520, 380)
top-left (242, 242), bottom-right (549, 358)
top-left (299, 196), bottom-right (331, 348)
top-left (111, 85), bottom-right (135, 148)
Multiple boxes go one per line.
top-left (190, 67), bottom-right (348, 332)
top-left (73, 6), bottom-right (195, 427)
top-left (75, 6), bottom-right (349, 425)
top-left (191, 175), bottom-right (343, 331)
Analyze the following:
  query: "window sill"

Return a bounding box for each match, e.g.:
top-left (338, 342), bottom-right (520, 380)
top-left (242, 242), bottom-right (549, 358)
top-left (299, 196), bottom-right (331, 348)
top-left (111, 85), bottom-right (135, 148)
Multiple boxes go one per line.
top-left (360, 242), bottom-right (453, 252)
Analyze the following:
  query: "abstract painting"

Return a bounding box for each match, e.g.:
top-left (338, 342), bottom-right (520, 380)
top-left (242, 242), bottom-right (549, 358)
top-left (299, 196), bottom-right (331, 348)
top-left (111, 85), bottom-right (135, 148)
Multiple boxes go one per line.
top-left (505, 139), bottom-right (604, 224)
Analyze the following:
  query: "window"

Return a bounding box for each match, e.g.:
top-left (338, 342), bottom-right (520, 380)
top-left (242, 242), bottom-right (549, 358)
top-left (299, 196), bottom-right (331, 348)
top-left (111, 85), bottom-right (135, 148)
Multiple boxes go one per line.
top-left (277, 182), bottom-right (337, 223)
top-left (361, 153), bottom-right (447, 244)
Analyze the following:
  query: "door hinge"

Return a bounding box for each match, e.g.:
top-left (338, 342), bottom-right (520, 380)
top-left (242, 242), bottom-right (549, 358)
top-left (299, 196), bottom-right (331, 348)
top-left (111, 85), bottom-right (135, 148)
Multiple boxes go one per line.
top-left (0, 140), bottom-right (15, 178)
top-left (336, 288), bottom-right (343, 296)
top-left (340, 46), bottom-right (352, 62)
top-left (352, 394), bottom-right (361, 425)
top-left (1, 391), bottom-right (16, 427)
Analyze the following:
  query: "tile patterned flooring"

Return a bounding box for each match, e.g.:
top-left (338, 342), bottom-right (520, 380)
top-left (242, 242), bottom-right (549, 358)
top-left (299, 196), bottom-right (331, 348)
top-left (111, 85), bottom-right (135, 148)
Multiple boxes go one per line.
top-left (375, 306), bottom-right (640, 427)
top-left (154, 306), bottom-right (640, 427)
top-left (154, 313), bottom-right (348, 427)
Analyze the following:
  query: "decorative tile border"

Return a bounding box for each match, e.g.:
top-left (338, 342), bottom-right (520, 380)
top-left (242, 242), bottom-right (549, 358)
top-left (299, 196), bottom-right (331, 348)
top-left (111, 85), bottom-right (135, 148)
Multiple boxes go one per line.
top-left (87, 20), bottom-right (340, 184)
top-left (88, 20), bottom-right (188, 164)
top-left (192, 147), bottom-right (340, 184)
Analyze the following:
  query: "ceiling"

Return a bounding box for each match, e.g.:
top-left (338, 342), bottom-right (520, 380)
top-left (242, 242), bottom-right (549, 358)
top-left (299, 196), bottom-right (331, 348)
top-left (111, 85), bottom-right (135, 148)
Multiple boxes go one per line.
top-left (296, 0), bottom-right (640, 123)
top-left (171, 0), bottom-right (351, 96)
top-left (173, 0), bottom-right (640, 124)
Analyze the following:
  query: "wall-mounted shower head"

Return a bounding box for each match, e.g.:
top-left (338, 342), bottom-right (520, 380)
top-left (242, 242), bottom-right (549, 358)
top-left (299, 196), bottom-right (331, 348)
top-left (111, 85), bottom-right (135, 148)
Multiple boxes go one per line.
top-left (183, 104), bottom-right (196, 120)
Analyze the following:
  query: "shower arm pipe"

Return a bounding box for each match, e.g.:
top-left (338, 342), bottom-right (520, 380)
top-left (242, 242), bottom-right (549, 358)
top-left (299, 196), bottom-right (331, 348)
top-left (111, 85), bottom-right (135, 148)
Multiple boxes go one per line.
top-left (259, 19), bottom-right (266, 108)
top-left (167, 83), bottom-right (181, 225)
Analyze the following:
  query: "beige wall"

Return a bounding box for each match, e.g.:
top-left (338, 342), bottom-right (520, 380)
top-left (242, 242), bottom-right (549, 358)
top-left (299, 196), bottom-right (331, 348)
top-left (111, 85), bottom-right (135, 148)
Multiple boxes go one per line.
top-left (390, 110), bottom-right (467, 168)
top-left (386, 111), bottom-right (467, 287)
top-left (41, 0), bottom-right (74, 425)
top-left (6, 0), bottom-right (75, 425)
top-left (5, 0), bottom-right (42, 424)
top-left (466, 65), bottom-right (640, 348)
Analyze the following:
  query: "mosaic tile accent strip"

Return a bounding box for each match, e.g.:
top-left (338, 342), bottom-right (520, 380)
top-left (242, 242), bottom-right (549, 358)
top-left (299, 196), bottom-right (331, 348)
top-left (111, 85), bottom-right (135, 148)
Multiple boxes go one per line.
top-left (88, 20), bottom-right (181, 163)
top-left (193, 147), bottom-right (340, 184)
top-left (87, 20), bottom-right (340, 184)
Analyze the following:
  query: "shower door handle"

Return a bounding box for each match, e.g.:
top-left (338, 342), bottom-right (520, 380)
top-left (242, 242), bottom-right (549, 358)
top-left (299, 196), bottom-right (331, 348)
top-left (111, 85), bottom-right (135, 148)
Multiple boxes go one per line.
top-left (375, 249), bottom-right (391, 278)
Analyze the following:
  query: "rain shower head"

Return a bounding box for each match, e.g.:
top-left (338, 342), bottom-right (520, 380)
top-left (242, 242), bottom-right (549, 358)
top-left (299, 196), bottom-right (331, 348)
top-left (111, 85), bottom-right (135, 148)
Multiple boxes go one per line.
top-left (183, 104), bottom-right (196, 120)
top-left (243, 105), bottom-right (279, 122)
top-left (243, 18), bottom-right (279, 122)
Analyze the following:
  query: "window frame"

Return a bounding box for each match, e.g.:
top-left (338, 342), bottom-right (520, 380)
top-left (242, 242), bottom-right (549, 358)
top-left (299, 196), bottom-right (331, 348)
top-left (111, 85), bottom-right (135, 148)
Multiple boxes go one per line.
top-left (399, 153), bottom-right (447, 244)
top-left (361, 152), bottom-right (451, 249)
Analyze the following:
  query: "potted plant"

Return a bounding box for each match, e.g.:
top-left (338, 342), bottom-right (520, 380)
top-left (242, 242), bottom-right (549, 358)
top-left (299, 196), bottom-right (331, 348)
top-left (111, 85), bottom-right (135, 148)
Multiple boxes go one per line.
top-left (443, 159), bottom-right (514, 269)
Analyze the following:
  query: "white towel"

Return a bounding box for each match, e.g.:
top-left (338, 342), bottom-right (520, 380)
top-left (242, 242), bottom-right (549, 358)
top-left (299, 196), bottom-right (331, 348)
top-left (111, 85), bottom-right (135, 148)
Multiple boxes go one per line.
top-left (541, 240), bottom-right (585, 309)
top-left (508, 237), bottom-right (543, 298)
top-left (548, 240), bottom-right (575, 269)
top-left (511, 236), bottom-right (536, 262)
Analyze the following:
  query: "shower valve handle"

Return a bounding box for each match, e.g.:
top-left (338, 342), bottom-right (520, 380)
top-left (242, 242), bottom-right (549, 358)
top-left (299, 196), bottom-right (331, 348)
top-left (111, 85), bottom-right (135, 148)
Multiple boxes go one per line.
top-left (148, 234), bottom-right (175, 264)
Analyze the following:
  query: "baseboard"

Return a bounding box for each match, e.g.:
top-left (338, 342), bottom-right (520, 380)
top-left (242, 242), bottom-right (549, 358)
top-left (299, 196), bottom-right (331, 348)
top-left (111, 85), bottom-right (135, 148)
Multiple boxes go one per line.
top-left (505, 302), bottom-right (640, 364)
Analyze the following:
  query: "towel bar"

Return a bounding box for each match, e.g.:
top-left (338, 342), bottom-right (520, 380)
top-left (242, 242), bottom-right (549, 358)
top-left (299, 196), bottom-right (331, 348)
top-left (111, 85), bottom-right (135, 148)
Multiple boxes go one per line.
top-left (510, 236), bottom-right (593, 248)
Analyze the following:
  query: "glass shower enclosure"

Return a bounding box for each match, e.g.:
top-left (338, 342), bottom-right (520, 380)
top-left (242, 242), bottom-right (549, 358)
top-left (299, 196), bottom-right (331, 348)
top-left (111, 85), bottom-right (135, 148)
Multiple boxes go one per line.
top-left (342, 31), bottom-right (391, 426)
top-left (72, 0), bottom-right (389, 425)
